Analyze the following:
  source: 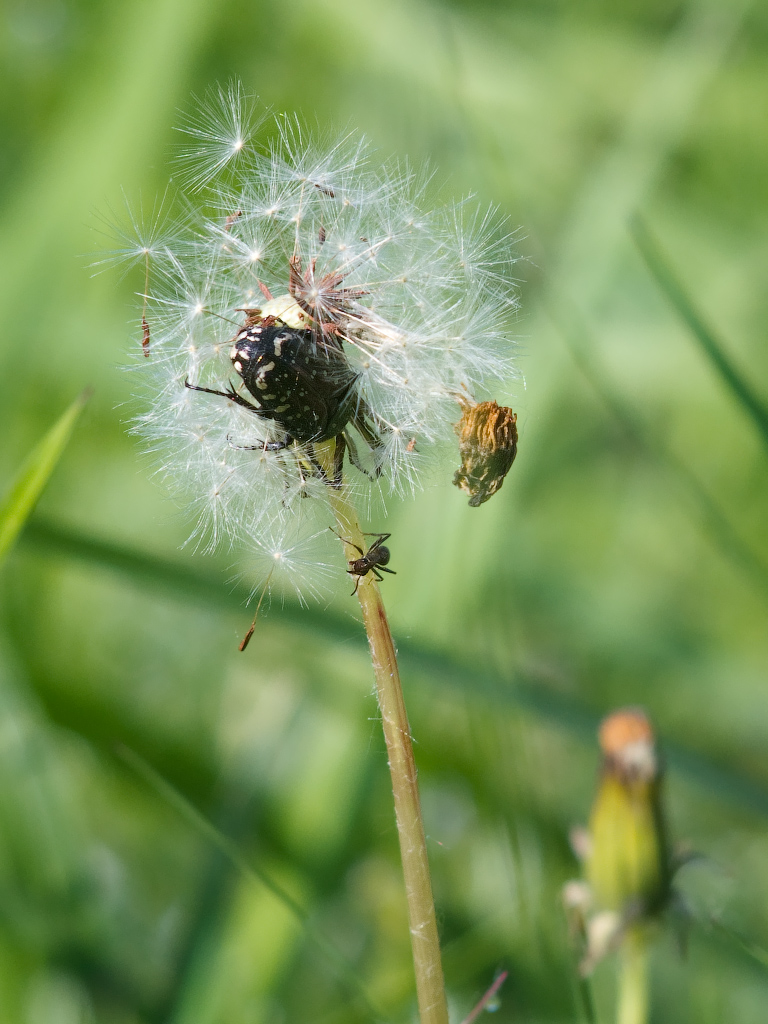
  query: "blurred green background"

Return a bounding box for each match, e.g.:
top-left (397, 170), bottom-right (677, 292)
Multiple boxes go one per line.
top-left (2, 0), bottom-right (768, 1020)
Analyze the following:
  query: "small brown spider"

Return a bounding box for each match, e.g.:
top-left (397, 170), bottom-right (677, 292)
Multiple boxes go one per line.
top-left (333, 531), bottom-right (396, 594)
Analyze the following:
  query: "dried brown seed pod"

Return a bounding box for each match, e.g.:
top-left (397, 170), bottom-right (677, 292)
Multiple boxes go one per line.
top-left (452, 398), bottom-right (518, 506)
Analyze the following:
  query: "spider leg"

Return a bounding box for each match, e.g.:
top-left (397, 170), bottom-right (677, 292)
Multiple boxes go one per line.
top-left (345, 562), bottom-right (365, 596)
top-left (362, 532), bottom-right (391, 543)
top-left (377, 566), bottom-right (397, 576)
top-left (185, 378), bottom-right (263, 415)
top-left (330, 528), bottom-right (364, 557)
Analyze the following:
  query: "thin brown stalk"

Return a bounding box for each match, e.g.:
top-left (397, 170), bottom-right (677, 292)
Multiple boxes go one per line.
top-left (460, 970), bottom-right (508, 1024)
top-left (321, 452), bottom-right (449, 1024)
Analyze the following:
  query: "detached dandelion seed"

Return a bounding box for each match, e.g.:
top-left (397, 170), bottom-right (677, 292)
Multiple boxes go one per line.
top-left (111, 83), bottom-right (522, 1024)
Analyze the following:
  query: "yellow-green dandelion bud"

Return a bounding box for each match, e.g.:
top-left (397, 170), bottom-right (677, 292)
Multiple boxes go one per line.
top-left (587, 708), bottom-right (669, 920)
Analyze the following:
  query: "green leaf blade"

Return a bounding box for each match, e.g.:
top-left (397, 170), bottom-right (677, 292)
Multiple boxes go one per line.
top-left (631, 215), bottom-right (768, 448)
top-left (0, 390), bottom-right (90, 566)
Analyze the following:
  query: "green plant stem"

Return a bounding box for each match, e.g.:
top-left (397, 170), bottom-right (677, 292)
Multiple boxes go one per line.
top-left (577, 971), bottom-right (598, 1024)
top-left (321, 454), bottom-right (449, 1024)
top-left (617, 928), bottom-right (648, 1024)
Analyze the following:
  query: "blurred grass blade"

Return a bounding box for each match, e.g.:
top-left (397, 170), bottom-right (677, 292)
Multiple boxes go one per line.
top-left (20, 518), bottom-right (768, 823)
top-left (0, 390), bottom-right (89, 566)
top-left (709, 920), bottom-right (768, 973)
top-left (632, 215), bottom-right (768, 448)
top-left (118, 745), bottom-right (309, 918)
top-left (117, 746), bottom-right (386, 1022)
top-left (547, 300), bottom-right (768, 603)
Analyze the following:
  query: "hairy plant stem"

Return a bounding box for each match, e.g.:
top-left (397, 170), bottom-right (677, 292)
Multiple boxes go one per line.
top-left (318, 446), bottom-right (449, 1024)
top-left (617, 927), bottom-right (648, 1024)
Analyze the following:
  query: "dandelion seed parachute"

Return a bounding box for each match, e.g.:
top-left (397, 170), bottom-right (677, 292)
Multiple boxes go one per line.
top-left (116, 84), bottom-right (520, 598)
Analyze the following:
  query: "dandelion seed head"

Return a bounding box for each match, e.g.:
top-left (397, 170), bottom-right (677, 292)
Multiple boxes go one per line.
top-left (112, 87), bottom-right (520, 599)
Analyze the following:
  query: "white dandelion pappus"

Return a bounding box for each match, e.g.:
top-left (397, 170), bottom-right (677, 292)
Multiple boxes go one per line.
top-left (122, 84), bottom-right (520, 598)
top-left (243, 519), bottom-right (339, 608)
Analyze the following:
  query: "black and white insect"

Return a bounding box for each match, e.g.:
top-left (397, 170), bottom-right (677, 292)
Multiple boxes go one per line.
top-left (185, 252), bottom-right (383, 483)
top-left (186, 312), bottom-right (358, 441)
top-left (341, 532), bottom-right (396, 595)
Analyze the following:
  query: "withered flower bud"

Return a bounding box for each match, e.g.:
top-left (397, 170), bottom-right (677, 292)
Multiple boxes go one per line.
top-left (587, 708), bottom-right (670, 920)
top-left (452, 398), bottom-right (518, 507)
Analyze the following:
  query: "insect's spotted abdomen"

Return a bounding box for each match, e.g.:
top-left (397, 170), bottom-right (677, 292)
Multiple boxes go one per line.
top-left (230, 321), bottom-right (358, 444)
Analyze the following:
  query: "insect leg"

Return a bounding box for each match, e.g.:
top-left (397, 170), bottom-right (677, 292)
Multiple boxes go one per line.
top-left (344, 431), bottom-right (375, 480)
top-left (350, 405), bottom-right (386, 478)
top-left (332, 433), bottom-right (346, 487)
top-left (184, 379), bottom-right (263, 415)
top-left (227, 433), bottom-right (293, 453)
top-left (305, 445), bottom-right (331, 484)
